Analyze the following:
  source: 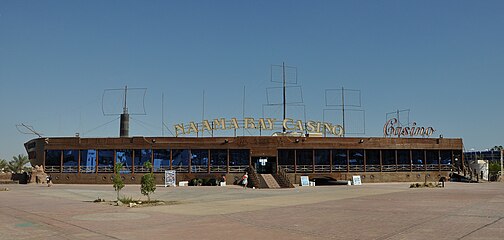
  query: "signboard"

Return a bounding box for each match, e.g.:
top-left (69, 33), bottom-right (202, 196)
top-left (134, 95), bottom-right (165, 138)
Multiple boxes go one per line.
top-left (300, 176), bottom-right (310, 186)
top-left (352, 175), bottom-right (362, 185)
top-left (164, 170), bottom-right (176, 187)
top-left (383, 118), bottom-right (435, 138)
top-left (174, 117), bottom-right (343, 137)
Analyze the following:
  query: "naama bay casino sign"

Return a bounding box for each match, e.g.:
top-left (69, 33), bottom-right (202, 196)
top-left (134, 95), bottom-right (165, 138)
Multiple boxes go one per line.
top-left (174, 118), bottom-right (344, 137)
top-left (383, 118), bottom-right (436, 137)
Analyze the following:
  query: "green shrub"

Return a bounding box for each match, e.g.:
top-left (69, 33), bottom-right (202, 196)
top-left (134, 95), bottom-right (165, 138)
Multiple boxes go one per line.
top-left (113, 163), bottom-right (125, 201)
top-left (140, 162), bottom-right (156, 202)
top-left (118, 195), bottom-right (137, 204)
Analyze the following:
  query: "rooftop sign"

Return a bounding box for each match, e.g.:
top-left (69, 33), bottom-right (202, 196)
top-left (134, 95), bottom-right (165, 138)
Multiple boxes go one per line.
top-left (174, 118), bottom-right (344, 137)
top-left (383, 118), bottom-right (435, 137)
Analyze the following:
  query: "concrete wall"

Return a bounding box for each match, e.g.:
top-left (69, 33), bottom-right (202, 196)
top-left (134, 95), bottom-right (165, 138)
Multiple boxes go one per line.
top-left (289, 171), bottom-right (450, 185)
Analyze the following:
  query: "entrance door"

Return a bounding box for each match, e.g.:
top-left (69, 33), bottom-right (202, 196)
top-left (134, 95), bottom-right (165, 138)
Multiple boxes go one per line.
top-left (253, 157), bottom-right (276, 174)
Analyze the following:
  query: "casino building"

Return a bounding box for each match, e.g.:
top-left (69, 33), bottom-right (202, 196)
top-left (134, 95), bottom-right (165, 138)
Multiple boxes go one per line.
top-left (24, 117), bottom-right (464, 187)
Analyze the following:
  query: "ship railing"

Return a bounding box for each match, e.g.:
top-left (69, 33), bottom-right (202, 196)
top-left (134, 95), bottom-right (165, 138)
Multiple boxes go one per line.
top-left (279, 165), bottom-right (295, 173)
top-left (349, 165), bottom-right (364, 172)
top-left (314, 165), bottom-right (331, 172)
top-left (172, 166), bottom-right (189, 172)
top-left (426, 164), bottom-right (439, 171)
top-left (296, 165), bottom-right (313, 172)
top-left (412, 165), bottom-right (424, 171)
top-left (62, 166), bottom-right (78, 173)
top-left (79, 166), bottom-right (95, 173)
top-left (44, 166), bottom-right (61, 173)
top-left (366, 165), bottom-right (380, 172)
top-left (119, 166), bottom-right (132, 174)
top-left (134, 166), bottom-right (151, 173)
top-left (210, 165), bottom-right (227, 172)
top-left (440, 164), bottom-right (451, 171)
top-left (97, 166), bottom-right (113, 173)
top-left (382, 165), bottom-right (397, 172)
top-left (153, 166), bottom-right (171, 173)
top-left (190, 165), bottom-right (208, 173)
top-left (332, 165), bottom-right (347, 172)
top-left (397, 164), bottom-right (411, 171)
top-left (228, 165), bottom-right (248, 173)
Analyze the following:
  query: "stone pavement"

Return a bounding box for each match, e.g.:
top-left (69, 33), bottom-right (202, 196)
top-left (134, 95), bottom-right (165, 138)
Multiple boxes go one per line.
top-left (0, 182), bottom-right (503, 240)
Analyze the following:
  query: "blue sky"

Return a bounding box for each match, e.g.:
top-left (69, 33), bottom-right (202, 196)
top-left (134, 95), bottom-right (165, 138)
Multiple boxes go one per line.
top-left (1, 1), bottom-right (503, 160)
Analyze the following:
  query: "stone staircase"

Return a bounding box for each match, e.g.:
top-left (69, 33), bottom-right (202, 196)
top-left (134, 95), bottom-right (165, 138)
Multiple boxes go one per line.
top-left (260, 174), bottom-right (281, 189)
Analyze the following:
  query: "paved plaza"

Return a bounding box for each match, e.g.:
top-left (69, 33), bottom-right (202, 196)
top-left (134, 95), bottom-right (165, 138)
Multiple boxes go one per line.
top-left (1, 182), bottom-right (503, 240)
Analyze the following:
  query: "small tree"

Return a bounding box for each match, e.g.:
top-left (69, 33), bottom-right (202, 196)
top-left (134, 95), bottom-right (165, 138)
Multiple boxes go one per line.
top-left (113, 162), bottom-right (125, 201)
top-left (140, 162), bottom-right (156, 202)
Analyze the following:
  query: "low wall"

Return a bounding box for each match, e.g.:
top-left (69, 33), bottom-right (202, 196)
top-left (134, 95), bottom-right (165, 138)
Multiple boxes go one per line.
top-left (45, 171), bottom-right (449, 185)
top-left (48, 172), bottom-right (244, 185)
top-left (288, 171), bottom-right (450, 185)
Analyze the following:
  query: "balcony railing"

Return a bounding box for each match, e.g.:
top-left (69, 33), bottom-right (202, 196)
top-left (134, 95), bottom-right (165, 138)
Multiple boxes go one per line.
top-left (365, 165), bottom-right (380, 172)
top-left (45, 166), bottom-right (61, 173)
top-left (279, 165), bottom-right (295, 173)
top-left (229, 165), bottom-right (248, 173)
top-left (62, 166), bottom-right (78, 173)
top-left (210, 165), bottom-right (227, 172)
top-left (314, 165), bottom-right (331, 172)
top-left (296, 165), bottom-right (313, 172)
top-left (332, 165), bottom-right (347, 172)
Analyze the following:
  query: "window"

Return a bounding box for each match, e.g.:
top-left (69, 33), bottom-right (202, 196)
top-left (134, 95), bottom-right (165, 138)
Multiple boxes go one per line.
top-left (229, 149), bottom-right (249, 166)
top-left (397, 150), bottom-right (410, 165)
top-left (296, 150), bottom-right (313, 166)
top-left (80, 149), bottom-right (96, 173)
top-left (412, 150), bottom-right (425, 166)
top-left (349, 150), bottom-right (364, 165)
top-left (332, 150), bottom-right (347, 166)
top-left (426, 150), bottom-right (439, 165)
top-left (278, 149), bottom-right (295, 165)
top-left (314, 150), bottom-right (330, 165)
top-left (210, 149), bottom-right (227, 166)
top-left (63, 150), bottom-right (78, 173)
top-left (382, 150), bottom-right (396, 165)
top-left (45, 150), bottom-right (61, 173)
top-left (172, 149), bottom-right (190, 169)
top-left (191, 149), bottom-right (208, 173)
top-left (296, 149), bottom-right (313, 172)
top-left (153, 149), bottom-right (170, 172)
top-left (440, 150), bottom-right (452, 165)
top-left (134, 149), bottom-right (151, 172)
top-left (116, 150), bottom-right (133, 173)
top-left (98, 150), bottom-right (114, 173)
top-left (46, 150), bottom-right (61, 166)
top-left (366, 150), bottom-right (380, 165)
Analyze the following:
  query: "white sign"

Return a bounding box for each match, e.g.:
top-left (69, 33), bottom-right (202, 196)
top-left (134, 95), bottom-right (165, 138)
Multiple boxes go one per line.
top-left (164, 170), bottom-right (176, 187)
top-left (300, 176), bottom-right (310, 186)
top-left (352, 175), bottom-right (362, 185)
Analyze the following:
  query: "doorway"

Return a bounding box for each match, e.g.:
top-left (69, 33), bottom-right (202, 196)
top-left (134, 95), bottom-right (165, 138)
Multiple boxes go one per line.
top-left (253, 156), bottom-right (276, 174)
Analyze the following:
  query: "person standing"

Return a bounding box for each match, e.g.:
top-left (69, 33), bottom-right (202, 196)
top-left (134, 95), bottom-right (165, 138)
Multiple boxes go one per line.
top-left (241, 173), bottom-right (248, 189)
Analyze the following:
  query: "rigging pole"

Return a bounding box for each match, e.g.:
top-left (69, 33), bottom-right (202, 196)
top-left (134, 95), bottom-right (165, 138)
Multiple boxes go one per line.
top-left (282, 62), bottom-right (286, 133)
top-left (119, 85), bottom-right (130, 137)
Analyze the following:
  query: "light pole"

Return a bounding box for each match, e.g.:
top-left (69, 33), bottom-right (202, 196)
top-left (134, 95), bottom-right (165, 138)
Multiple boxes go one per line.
top-left (500, 150), bottom-right (503, 181)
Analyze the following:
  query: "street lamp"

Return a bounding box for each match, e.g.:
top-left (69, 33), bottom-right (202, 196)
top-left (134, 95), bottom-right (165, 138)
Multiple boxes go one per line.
top-left (500, 150), bottom-right (503, 181)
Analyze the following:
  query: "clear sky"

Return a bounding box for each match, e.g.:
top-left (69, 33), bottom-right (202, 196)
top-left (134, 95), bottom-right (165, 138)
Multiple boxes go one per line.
top-left (1, 0), bottom-right (503, 160)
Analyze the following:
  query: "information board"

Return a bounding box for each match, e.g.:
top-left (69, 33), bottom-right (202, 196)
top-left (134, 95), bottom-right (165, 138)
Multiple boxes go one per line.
top-left (164, 170), bottom-right (176, 187)
top-left (300, 176), bottom-right (310, 186)
top-left (352, 175), bottom-right (362, 185)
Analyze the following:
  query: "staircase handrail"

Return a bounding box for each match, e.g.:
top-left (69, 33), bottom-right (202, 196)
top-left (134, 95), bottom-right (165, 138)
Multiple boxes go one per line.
top-left (277, 166), bottom-right (294, 188)
top-left (247, 165), bottom-right (261, 188)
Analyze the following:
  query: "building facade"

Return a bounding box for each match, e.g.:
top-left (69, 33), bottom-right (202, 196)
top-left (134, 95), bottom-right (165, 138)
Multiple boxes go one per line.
top-left (24, 135), bottom-right (463, 186)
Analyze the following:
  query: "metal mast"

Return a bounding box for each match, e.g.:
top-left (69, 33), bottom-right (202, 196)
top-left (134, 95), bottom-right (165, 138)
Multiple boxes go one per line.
top-left (119, 85), bottom-right (129, 137)
top-left (282, 62), bottom-right (286, 133)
